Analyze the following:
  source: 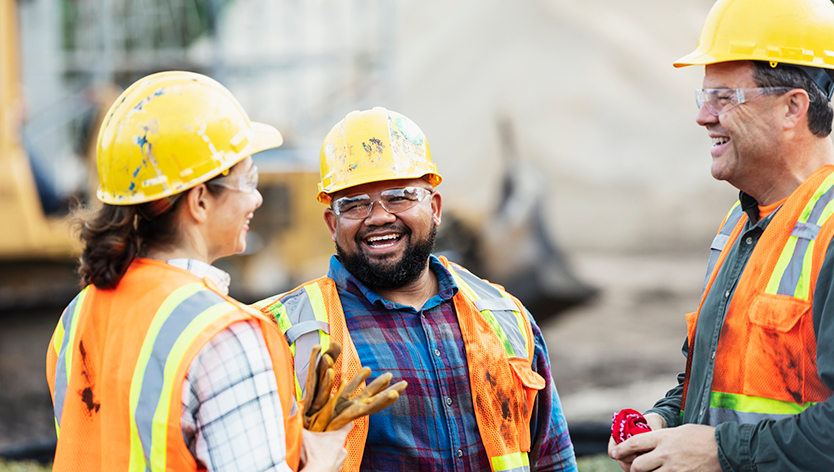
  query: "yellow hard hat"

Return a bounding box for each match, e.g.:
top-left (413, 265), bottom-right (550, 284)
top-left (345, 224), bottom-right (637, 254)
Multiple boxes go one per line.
top-left (316, 107), bottom-right (442, 204)
top-left (96, 71), bottom-right (283, 205)
top-left (674, 0), bottom-right (834, 71)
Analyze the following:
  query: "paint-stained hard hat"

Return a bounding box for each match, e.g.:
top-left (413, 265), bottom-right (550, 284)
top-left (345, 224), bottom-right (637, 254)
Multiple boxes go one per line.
top-left (96, 71), bottom-right (283, 205)
top-left (317, 107), bottom-right (442, 204)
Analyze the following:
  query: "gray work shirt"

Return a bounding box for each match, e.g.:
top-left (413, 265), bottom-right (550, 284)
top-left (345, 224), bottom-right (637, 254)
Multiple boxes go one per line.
top-left (647, 192), bottom-right (834, 472)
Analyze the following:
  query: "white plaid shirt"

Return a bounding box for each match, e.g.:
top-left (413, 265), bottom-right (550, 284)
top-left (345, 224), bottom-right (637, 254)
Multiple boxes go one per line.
top-left (173, 260), bottom-right (293, 472)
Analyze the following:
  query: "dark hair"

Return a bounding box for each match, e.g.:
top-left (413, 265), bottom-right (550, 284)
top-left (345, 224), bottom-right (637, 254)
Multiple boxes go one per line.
top-left (751, 61), bottom-right (834, 137)
top-left (75, 183), bottom-right (225, 289)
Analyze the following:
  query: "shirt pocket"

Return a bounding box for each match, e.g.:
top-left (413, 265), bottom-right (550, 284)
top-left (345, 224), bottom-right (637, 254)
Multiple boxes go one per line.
top-left (508, 357), bottom-right (546, 452)
top-left (744, 293), bottom-right (810, 403)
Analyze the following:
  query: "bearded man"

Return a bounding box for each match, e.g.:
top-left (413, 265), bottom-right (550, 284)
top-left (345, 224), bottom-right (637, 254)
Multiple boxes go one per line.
top-left (256, 107), bottom-right (577, 472)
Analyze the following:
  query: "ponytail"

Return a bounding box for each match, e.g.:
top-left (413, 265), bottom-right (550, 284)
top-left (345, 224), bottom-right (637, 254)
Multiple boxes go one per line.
top-left (76, 204), bottom-right (142, 289)
top-left (75, 195), bottom-right (185, 289)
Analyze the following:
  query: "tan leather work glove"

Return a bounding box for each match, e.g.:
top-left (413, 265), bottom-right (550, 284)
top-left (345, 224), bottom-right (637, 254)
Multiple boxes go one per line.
top-left (303, 342), bottom-right (407, 432)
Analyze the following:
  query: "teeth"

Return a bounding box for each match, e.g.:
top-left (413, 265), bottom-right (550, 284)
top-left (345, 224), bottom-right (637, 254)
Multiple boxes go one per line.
top-left (368, 234), bottom-right (399, 243)
top-left (712, 137), bottom-right (729, 146)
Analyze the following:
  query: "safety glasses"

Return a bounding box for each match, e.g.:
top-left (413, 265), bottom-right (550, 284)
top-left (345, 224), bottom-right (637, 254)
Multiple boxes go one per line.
top-left (695, 87), bottom-right (792, 116)
top-left (331, 187), bottom-right (433, 219)
top-left (207, 165), bottom-right (259, 193)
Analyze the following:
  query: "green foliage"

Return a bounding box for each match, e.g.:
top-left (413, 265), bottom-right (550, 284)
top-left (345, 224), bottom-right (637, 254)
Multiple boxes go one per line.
top-left (0, 460), bottom-right (51, 472)
top-left (577, 454), bottom-right (622, 472)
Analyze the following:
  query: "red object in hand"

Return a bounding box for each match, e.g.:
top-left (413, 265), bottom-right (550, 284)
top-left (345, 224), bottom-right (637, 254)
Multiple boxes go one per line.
top-left (611, 409), bottom-right (652, 444)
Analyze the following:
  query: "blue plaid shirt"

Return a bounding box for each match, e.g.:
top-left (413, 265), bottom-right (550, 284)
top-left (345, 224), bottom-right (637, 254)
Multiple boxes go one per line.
top-left (327, 255), bottom-right (576, 472)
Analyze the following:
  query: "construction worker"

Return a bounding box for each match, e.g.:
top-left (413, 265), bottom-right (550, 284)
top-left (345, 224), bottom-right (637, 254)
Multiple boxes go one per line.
top-left (609, 0), bottom-right (834, 470)
top-left (256, 107), bottom-right (577, 472)
top-left (45, 71), bottom-right (352, 471)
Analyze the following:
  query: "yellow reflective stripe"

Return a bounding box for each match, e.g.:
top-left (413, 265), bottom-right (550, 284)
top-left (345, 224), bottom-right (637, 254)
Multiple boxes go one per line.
top-left (452, 272), bottom-right (514, 357)
top-left (491, 451), bottom-right (529, 471)
top-left (54, 417), bottom-right (59, 438)
top-left (303, 283), bottom-right (330, 351)
top-left (128, 283), bottom-right (204, 472)
top-left (149, 302), bottom-right (237, 470)
top-left (766, 236), bottom-right (799, 295)
top-left (794, 238), bottom-right (816, 300)
top-left (710, 391), bottom-right (817, 415)
top-left (63, 287), bottom-right (89, 402)
top-left (52, 321), bottom-right (65, 360)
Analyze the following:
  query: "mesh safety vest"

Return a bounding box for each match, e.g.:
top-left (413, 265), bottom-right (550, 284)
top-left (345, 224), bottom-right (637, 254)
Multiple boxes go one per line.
top-left (682, 165), bottom-right (834, 425)
top-left (46, 258), bottom-right (302, 472)
top-left (256, 256), bottom-right (546, 472)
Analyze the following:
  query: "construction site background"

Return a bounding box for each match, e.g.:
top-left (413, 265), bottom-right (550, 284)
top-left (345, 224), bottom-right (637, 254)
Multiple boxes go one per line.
top-left (1, 0), bottom-right (745, 461)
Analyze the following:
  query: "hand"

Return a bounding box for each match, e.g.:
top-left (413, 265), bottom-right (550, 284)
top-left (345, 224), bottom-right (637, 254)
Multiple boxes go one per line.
top-left (644, 413), bottom-right (667, 431)
top-left (610, 424), bottom-right (721, 472)
top-left (299, 421), bottom-right (353, 472)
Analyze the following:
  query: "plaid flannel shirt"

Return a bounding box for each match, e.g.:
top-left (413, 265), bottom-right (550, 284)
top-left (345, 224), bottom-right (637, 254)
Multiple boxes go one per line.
top-left (328, 255), bottom-right (577, 472)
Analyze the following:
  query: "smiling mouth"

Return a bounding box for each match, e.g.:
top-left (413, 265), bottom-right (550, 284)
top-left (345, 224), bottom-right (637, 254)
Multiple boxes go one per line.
top-left (365, 233), bottom-right (403, 249)
top-left (712, 136), bottom-right (730, 147)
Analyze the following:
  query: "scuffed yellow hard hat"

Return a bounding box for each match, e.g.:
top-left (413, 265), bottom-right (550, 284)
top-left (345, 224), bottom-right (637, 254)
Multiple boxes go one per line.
top-left (96, 71), bottom-right (283, 205)
top-left (317, 107), bottom-right (442, 204)
top-left (674, 0), bottom-right (834, 71)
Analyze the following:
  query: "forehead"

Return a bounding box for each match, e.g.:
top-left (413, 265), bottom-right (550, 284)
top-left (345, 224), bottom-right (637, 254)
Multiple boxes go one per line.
top-left (332, 178), bottom-right (432, 199)
top-left (703, 61), bottom-right (756, 89)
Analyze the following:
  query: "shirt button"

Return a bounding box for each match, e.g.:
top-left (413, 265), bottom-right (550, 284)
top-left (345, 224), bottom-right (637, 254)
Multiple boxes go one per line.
top-left (711, 351), bottom-right (716, 359)
top-left (745, 236), bottom-right (753, 245)
top-left (699, 407), bottom-right (705, 416)
top-left (456, 449), bottom-right (463, 458)
top-left (724, 290), bottom-right (730, 298)
top-left (434, 349), bottom-right (441, 357)
top-left (445, 397), bottom-right (453, 406)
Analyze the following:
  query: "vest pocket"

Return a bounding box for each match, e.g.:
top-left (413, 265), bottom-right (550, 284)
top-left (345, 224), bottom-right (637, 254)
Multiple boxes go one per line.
top-left (744, 293), bottom-right (810, 403)
top-left (508, 357), bottom-right (545, 452)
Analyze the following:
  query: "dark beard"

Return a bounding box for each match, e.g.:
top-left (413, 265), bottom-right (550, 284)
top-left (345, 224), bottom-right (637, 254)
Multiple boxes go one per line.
top-left (336, 224), bottom-right (436, 290)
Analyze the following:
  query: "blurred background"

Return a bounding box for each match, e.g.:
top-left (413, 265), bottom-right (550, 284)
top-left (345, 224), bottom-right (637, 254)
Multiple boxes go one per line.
top-left (0, 0), bottom-right (741, 466)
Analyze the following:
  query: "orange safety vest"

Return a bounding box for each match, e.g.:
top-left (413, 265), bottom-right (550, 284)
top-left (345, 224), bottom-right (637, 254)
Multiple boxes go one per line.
top-left (46, 258), bottom-right (302, 471)
top-left (682, 165), bottom-right (834, 425)
top-left (256, 256), bottom-right (546, 472)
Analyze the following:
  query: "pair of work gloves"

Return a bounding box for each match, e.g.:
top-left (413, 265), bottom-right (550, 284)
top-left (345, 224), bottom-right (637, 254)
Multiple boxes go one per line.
top-left (302, 342), bottom-right (408, 432)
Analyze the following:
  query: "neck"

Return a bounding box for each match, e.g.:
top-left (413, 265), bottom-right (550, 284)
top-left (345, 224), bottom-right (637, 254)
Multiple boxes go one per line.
top-left (747, 137), bottom-right (834, 206)
top-left (144, 227), bottom-right (212, 264)
top-left (374, 264), bottom-right (439, 310)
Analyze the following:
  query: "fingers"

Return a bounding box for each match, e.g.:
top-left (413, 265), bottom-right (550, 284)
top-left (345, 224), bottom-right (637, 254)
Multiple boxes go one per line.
top-left (608, 436), bottom-right (634, 472)
top-left (310, 380), bottom-right (346, 432)
top-left (354, 372), bottom-right (393, 401)
top-left (302, 345), bottom-right (322, 415)
top-left (335, 367), bottom-right (372, 417)
top-left (612, 431), bottom-right (658, 462)
top-left (322, 342), bottom-right (342, 364)
top-left (311, 368), bottom-right (334, 412)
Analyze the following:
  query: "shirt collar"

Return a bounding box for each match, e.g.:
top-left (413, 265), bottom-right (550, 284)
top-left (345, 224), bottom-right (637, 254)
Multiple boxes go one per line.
top-left (166, 258), bottom-right (232, 295)
top-left (327, 254), bottom-right (458, 311)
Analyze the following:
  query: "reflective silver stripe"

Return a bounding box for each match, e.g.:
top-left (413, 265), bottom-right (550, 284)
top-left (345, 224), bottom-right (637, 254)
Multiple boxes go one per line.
top-left (703, 204), bottom-right (745, 293)
top-left (449, 265), bottom-right (528, 359)
top-left (473, 298), bottom-right (519, 312)
top-left (501, 467), bottom-right (529, 472)
top-left (791, 222), bottom-right (821, 240)
top-left (134, 289), bottom-right (227, 466)
top-left (285, 320), bottom-right (330, 344)
top-left (279, 287), bottom-right (326, 398)
top-left (53, 291), bottom-right (86, 430)
top-left (774, 183), bottom-right (834, 297)
top-left (708, 407), bottom-right (795, 426)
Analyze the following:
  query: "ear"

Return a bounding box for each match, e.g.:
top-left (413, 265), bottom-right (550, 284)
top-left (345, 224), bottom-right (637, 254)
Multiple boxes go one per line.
top-left (323, 208), bottom-right (338, 242)
top-left (430, 190), bottom-right (442, 226)
top-left (782, 89), bottom-right (810, 131)
top-left (184, 184), bottom-right (212, 224)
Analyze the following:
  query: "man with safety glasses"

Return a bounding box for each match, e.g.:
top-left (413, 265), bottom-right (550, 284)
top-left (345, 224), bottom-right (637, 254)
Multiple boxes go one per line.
top-left (256, 107), bottom-right (577, 472)
top-left (609, 0), bottom-right (834, 471)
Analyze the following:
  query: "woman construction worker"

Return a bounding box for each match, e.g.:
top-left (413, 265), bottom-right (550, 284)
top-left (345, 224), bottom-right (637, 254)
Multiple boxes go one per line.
top-left (44, 71), bottom-right (353, 471)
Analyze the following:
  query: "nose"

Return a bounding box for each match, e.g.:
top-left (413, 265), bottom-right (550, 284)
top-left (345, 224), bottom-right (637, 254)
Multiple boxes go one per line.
top-left (253, 188), bottom-right (264, 210)
top-left (696, 103), bottom-right (718, 127)
top-left (363, 199), bottom-right (396, 226)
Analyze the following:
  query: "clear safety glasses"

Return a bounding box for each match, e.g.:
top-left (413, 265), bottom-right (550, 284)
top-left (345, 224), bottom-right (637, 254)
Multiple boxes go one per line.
top-left (208, 165), bottom-right (259, 193)
top-left (695, 87), bottom-right (792, 116)
top-left (331, 187), bottom-right (433, 219)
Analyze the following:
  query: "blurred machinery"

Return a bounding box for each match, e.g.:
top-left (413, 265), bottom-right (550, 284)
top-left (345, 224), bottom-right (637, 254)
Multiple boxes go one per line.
top-left (0, 0), bottom-right (595, 320)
